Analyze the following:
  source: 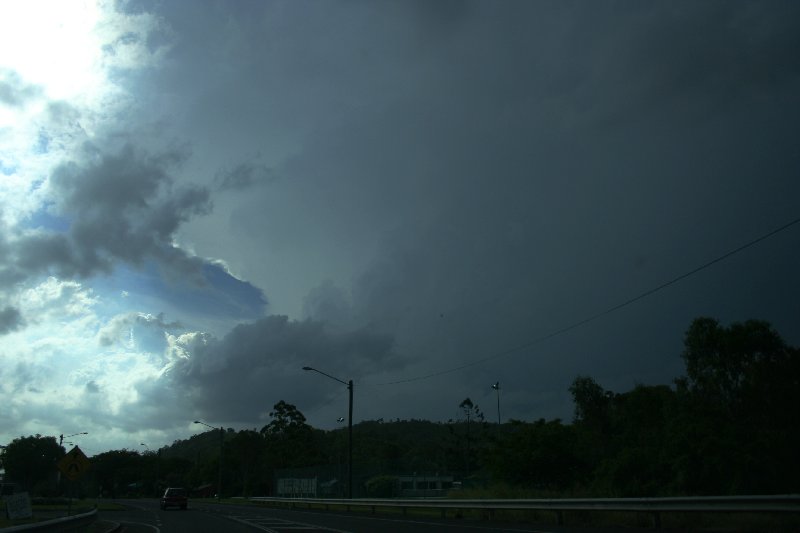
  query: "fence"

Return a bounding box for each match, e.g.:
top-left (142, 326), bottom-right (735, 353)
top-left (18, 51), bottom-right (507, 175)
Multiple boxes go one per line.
top-left (249, 494), bottom-right (800, 528)
top-left (1, 508), bottom-right (96, 532)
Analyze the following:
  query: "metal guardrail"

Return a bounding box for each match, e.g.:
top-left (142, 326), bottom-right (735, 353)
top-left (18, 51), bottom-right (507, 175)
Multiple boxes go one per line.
top-left (1, 508), bottom-right (97, 532)
top-left (248, 494), bottom-right (800, 528)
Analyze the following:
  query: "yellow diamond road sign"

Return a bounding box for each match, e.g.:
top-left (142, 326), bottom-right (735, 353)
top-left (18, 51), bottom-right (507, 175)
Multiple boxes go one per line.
top-left (58, 446), bottom-right (91, 481)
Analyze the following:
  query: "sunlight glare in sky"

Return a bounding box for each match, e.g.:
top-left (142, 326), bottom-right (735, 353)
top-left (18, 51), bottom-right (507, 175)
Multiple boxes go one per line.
top-left (0, 0), bottom-right (107, 227)
top-left (0, 0), bottom-right (104, 103)
top-left (0, 1), bottom-right (163, 226)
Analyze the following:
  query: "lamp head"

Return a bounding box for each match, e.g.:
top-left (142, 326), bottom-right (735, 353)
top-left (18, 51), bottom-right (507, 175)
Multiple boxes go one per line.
top-left (302, 366), bottom-right (313, 371)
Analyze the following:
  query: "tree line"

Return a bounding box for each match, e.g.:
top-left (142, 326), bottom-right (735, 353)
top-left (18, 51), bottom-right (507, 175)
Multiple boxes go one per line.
top-left (2, 317), bottom-right (797, 498)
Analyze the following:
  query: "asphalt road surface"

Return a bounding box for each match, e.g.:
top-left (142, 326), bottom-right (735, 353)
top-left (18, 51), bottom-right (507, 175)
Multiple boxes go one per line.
top-left (104, 499), bottom-right (673, 533)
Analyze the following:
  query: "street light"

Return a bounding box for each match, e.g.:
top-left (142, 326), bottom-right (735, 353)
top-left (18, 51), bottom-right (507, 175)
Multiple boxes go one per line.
top-left (60, 432), bottom-right (88, 447)
top-left (141, 443), bottom-right (161, 495)
top-left (492, 382), bottom-right (501, 425)
top-left (194, 420), bottom-right (223, 501)
top-left (302, 366), bottom-right (353, 499)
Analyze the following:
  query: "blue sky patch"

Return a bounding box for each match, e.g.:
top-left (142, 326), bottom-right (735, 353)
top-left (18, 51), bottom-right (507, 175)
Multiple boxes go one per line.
top-left (24, 206), bottom-right (71, 232)
top-left (0, 159), bottom-right (18, 175)
top-left (94, 261), bottom-right (268, 329)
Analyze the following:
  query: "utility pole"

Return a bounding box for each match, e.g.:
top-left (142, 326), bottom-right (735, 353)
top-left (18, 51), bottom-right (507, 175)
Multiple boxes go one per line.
top-left (194, 420), bottom-right (223, 501)
top-left (492, 382), bottom-right (501, 425)
top-left (303, 366), bottom-right (354, 499)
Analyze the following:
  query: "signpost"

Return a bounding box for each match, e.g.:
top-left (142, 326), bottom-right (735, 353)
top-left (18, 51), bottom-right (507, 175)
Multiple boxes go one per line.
top-left (57, 446), bottom-right (90, 516)
top-left (5, 492), bottom-right (32, 520)
top-left (58, 446), bottom-right (90, 481)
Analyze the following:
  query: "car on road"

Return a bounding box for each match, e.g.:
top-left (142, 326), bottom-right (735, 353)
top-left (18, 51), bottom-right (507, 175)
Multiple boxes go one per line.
top-left (160, 487), bottom-right (188, 510)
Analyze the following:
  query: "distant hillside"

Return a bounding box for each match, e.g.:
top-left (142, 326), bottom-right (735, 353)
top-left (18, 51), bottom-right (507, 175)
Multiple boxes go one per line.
top-left (159, 428), bottom-right (235, 461)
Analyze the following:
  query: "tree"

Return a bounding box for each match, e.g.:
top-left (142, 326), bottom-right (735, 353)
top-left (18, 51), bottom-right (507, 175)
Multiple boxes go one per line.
top-left (260, 401), bottom-right (322, 469)
top-left (456, 398), bottom-right (487, 477)
top-left (261, 400), bottom-right (309, 435)
top-left (1, 435), bottom-right (64, 494)
top-left (569, 376), bottom-right (611, 429)
top-left (682, 318), bottom-right (789, 404)
top-left (590, 385), bottom-right (679, 496)
top-left (226, 430), bottom-right (267, 497)
top-left (678, 317), bottom-right (800, 493)
top-left (90, 449), bottom-right (142, 498)
top-left (487, 419), bottom-right (587, 491)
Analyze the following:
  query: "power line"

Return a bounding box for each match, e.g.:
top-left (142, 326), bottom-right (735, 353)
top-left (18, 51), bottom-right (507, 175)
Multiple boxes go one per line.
top-left (373, 216), bottom-right (800, 386)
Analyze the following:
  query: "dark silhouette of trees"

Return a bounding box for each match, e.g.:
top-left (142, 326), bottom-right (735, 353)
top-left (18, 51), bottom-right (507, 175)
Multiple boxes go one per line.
top-left (1, 435), bottom-right (64, 493)
top-left (92, 449), bottom-right (144, 498)
top-left (260, 400), bottom-right (323, 469)
top-left (226, 430), bottom-right (267, 497)
top-left (562, 317), bottom-right (799, 496)
top-left (487, 418), bottom-right (587, 491)
top-left (674, 317), bottom-right (800, 494)
top-left (569, 376), bottom-right (611, 428)
top-left (31, 316), bottom-right (792, 500)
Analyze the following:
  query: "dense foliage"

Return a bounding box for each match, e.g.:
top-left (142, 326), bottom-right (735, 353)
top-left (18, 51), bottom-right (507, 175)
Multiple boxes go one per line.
top-left (3, 317), bottom-right (797, 498)
top-left (0, 435), bottom-right (64, 494)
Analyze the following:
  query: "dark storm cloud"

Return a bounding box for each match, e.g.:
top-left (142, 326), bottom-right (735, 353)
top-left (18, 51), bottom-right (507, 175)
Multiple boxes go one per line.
top-left (13, 143), bottom-right (212, 281)
top-left (302, 280), bottom-right (353, 326)
top-left (78, 0), bottom-right (800, 431)
top-left (237, 0), bottom-right (800, 420)
top-left (123, 315), bottom-right (396, 427)
top-left (215, 161), bottom-right (276, 192)
top-left (0, 305), bottom-right (24, 334)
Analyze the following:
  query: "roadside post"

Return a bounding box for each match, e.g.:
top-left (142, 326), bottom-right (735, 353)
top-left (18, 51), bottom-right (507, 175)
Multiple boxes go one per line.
top-left (58, 446), bottom-right (91, 516)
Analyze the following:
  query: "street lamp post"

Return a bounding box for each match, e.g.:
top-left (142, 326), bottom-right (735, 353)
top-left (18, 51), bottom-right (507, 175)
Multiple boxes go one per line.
top-left (141, 443), bottom-right (158, 496)
top-left (194, 420), bottom-right (223, 501)
top-left (335, 417), bottom-right (345, 497)
top-left (302, 366), bottom-right (353, 499)
top-left (60, 432), bottom-right (88, 447)
top-left (492, 382), bottom-right (501, 425)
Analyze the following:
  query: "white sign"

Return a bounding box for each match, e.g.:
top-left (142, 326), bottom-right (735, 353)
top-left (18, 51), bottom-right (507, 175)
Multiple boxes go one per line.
top-left (277, 478), bottom-right (317, 497)
top-left (5, 491), bottom-right (32, 520)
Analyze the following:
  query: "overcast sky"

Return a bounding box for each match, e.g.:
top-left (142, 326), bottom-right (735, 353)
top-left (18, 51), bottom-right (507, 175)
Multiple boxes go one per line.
top-left (1, 0), bottom-right (798, 456)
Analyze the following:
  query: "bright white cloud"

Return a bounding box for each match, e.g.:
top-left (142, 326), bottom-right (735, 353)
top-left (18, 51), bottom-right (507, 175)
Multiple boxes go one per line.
top-left (0, 0), bottom-right (167, 226)
top-left (1, 275), bottom-right (189, 450)
top-left (20, 277), bottom-right (98, 320)
top-left (0, 1), bottom-right (249, 453)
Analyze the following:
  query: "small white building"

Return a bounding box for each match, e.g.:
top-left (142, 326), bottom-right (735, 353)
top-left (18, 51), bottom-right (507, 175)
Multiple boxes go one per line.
top-left (397, 474), bottom-right (454, 497)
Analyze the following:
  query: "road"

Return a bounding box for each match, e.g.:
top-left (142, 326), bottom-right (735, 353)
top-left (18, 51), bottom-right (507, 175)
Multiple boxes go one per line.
top-left (103, 499), bottom-right (669, 533)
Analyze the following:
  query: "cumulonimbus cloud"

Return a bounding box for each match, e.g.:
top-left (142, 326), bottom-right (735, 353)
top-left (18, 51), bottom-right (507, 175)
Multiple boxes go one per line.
top-left (122, 314), bottom-right (398, 426)
top-left (8, 143), bottom-right (211, 283)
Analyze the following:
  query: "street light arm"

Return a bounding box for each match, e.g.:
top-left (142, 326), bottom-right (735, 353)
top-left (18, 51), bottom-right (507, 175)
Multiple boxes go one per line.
top-left (302, 366), bottom-right (348, 386)
top-left (60, 431), bottom-right (87, 446)
top-left (193, 420), bottom-right (224, 501)
top-left (194, 420), bottom-right (216, 430)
